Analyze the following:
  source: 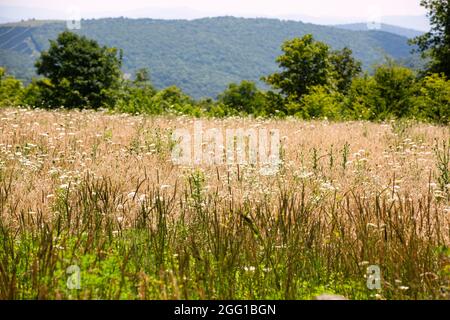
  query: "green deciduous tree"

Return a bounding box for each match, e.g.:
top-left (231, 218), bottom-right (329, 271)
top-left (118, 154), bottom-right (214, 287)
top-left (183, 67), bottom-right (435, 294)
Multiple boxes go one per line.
top-left (0, 67), bottom-right (23, 107)
top-left (218, 80), bottom-right (266, 115)
top-left (115, 68), bottom-right (156, 114)
top-left (150, 86), bottom-right (198, 115)
top-left (293, 85), bottom-right (344, 120)
top-left (411, 0), bottom-right (450, 77)
top-left (263, 35), bottom-right (333, 100)
top-left (22, 78), bottom-right (52, 107)
top-left (35, 31), bottom-right (123, 108)
top-left (413, 73), bottom-right (450, 124)
top-left (330, 47), bottom-right (362, 93)
top-left (345, 63), bottom-right (417, 120)
top-left (264, 35), bottom-right (362, 105)
top-left (344, 75), bottom-right (378, 120)
top-left (372, 62), bottom-right (417, 118)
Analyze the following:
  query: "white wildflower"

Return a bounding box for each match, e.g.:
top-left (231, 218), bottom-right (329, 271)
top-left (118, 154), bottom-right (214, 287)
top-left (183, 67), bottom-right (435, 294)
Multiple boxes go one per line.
top-left (138, 194), bottom-right (146, 203)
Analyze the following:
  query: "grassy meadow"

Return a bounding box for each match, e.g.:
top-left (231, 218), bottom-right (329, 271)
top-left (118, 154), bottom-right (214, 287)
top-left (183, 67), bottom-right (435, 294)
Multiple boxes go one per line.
top-left (0, 107), bottom-right (449, 300)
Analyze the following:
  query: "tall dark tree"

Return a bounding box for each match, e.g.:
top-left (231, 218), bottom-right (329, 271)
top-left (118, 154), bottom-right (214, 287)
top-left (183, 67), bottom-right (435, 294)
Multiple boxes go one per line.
top-left (330, 47), bottom-right (362, 93)
top-left (411, 0), bottom-right (450, 77)
top-left (35, 31), bottom-right (123, 108)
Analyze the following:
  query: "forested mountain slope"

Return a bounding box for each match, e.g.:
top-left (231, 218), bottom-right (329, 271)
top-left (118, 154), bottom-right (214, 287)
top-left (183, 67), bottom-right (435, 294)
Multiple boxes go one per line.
top-left (0, 17), bottom-right (416, 98)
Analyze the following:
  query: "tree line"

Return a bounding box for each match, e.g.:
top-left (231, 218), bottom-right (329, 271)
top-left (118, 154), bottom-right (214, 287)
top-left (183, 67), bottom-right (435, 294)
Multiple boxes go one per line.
top-left (0, 0), bottom-right (449, 123)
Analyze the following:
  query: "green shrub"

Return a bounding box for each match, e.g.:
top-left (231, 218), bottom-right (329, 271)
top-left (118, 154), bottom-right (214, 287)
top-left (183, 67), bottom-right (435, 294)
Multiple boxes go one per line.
top-left (21, 79), bottom-right (47, 107)
top-left (198, 100), bottom-right (234, 118)
top-left (413, 73), bottom-right (450, 124)
top-left (218, 80), bottom-right (267, 115)
top-left (0, 67), bottom-right (24, 107)
top-left (115, 83), bottom-right (157, 114)
top-left (344, 63), bottom-right (417, 121)
top-left (371, 62), bottom-right (417, 119)
top-left (294, 85), bottom-right (344, 120)
top-left (344, 75), bottom-right (378, 120)
top-left (151, 86), bottom-right (193, 114)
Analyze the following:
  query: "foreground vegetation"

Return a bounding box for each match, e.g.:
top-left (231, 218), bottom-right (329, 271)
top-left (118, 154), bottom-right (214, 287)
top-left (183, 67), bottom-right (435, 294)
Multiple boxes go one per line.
top-left (0, 108), bottom-right (448, 299)
top-left (0, 1), bottom-right (449, 301)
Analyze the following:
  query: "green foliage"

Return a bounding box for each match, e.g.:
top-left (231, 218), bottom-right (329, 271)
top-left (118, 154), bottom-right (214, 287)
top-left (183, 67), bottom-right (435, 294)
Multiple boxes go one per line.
top-left (411, 0), bottom-right (450, 77)
top-left (35, 31), bottom-right (123, 108)
top-left (345, 62), bottom-right (417, 120)
top-left (263, 91), bottom-right (287, 117)
top-left (0, 17), bottom-right (414, 98)
top-left (343, 76), bottom-right (377, 120)
top-left (133, 68), bottom-right (152, 88)
top-left (412, 73), bottom-right (450, 124)
top-left (115, 79), bottom-right (203, 117)
top-left (303, 86), bottom-right (344, 120)
top-left (330, 47), bottom-right (362, 93)
top-left (151, 86), bottom-right (198, 115)
top-left (262, 36), bottom-right (363, 119)
top-left (371, 62), bottom-right (417, 119)
top-left (264, 35), bottom-right (333, 100)
top-left (218, 80), bottom-right (267, 115)
top-left (0, 67), bottom-right (23, 107)
top-left (21, 78), bottom-right (53, 107)
top-left (1, 28), bottom-right (449, 124)
top-left (288, 86), bottom-right (344, 120)
top-left (115, 70), bottom-right (157, 114)
top-left (264, 35), bottom-right (362, 120)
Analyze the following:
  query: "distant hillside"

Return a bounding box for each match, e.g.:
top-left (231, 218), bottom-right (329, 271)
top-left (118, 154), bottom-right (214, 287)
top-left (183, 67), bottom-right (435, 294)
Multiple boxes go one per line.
top-left (0, 17), bottom-right (417, 98)
top-left (335, 23), bottom-right (424, 39)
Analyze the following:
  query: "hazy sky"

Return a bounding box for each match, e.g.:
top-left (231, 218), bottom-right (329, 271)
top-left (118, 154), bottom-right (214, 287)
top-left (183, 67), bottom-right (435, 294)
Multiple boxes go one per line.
top-left (1, 0), bottom-right (426, 18)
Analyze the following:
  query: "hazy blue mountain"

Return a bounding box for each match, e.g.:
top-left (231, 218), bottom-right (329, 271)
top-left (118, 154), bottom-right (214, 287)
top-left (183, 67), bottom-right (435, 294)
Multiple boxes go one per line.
top-left (0, 4), bottom-right (430, 30)
top-left (0, 6), bottom-right (64, 21)
top-left (278, 14), bottom-right (430, 32)
top-left (335, 23), bottom-right (423, 39)
top-left (0, 17), bottom-right (13, 24)
top-left (381, 15), bottom-right (430, 32)
top-left (0, 17), bottom-right (418, 98)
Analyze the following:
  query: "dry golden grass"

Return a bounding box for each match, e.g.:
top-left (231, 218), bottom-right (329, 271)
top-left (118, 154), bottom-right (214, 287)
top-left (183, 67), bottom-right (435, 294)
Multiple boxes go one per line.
top-left (0, 107), bottom-right (449, 300)
top-left (1, 108), bottom-right (448, 216)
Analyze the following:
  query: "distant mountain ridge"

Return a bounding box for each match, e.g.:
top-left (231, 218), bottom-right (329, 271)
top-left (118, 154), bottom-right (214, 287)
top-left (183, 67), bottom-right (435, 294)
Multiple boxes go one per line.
top-left (0, 5), bottom-right (430, 30)
top-left (335, 23), bottom-right (423, 39)
top-left (0, 17), bottom-right (419, 98)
